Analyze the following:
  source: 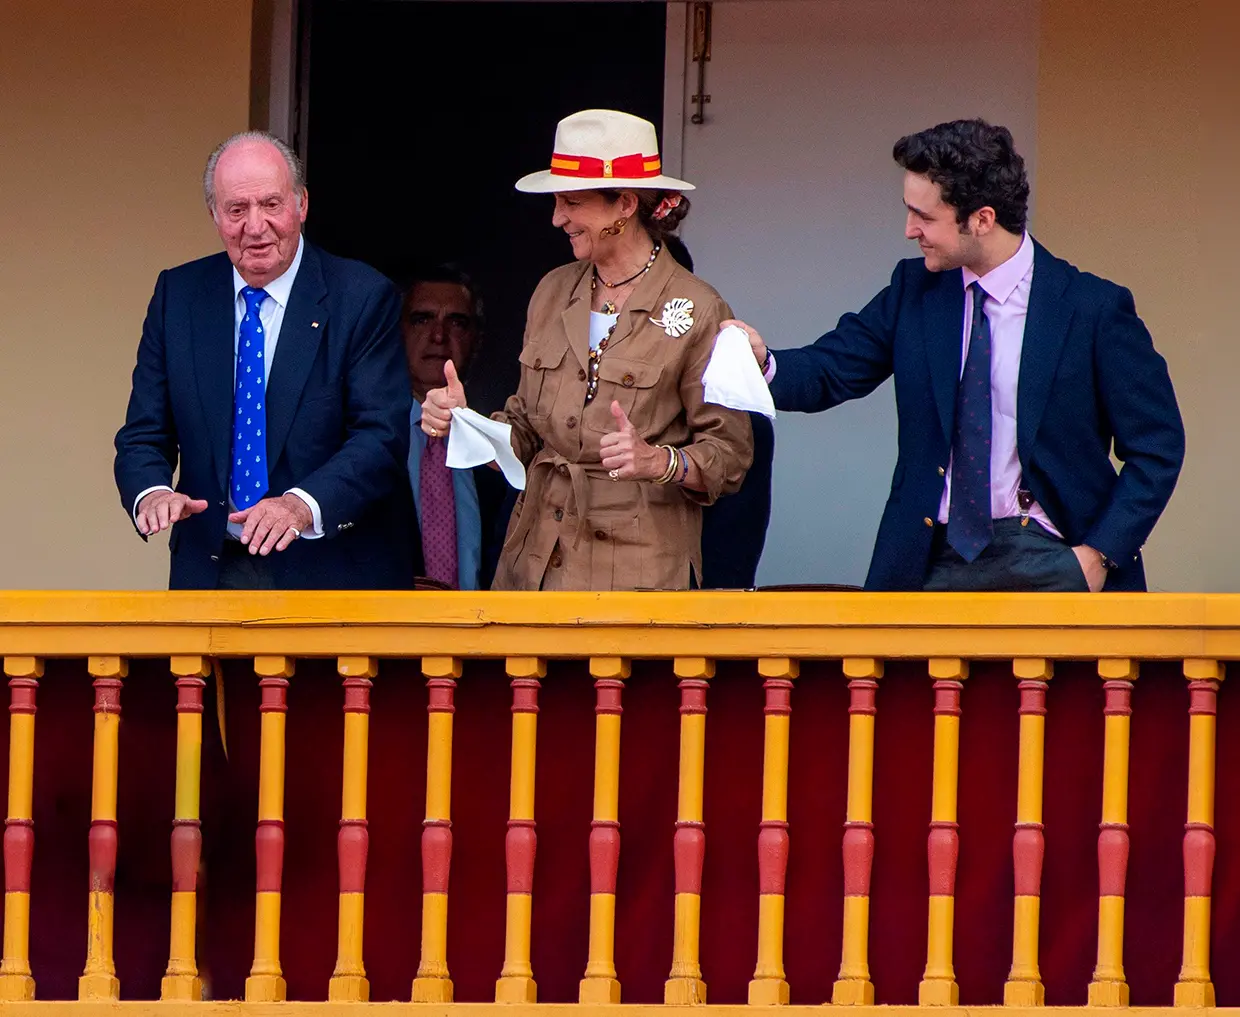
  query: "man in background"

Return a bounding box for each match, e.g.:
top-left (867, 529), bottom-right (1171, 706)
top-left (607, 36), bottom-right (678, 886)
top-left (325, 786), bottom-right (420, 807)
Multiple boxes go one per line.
top-left (114, 130), bottom-right (418, 588)
top-left (402, 265), bottom-right (511, 589)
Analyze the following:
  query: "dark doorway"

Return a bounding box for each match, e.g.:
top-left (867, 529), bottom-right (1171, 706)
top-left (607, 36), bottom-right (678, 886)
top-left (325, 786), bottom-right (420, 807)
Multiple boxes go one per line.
top-left (302, 0), bottom-right (668, 413)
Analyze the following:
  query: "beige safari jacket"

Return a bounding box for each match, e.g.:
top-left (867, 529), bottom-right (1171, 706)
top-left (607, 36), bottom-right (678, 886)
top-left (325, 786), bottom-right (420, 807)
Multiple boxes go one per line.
top-left (491, 246), bottom-right (753, 591)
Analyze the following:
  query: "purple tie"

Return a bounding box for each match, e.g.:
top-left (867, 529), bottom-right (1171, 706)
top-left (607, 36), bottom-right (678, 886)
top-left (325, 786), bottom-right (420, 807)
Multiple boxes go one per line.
top-left (420, 436), bottom-right (459, 588)
top-left (947, 282), bottom-right (994, 562)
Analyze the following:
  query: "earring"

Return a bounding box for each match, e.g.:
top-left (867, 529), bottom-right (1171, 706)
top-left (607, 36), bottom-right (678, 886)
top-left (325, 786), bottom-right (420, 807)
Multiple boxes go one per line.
top-left (600, 216), bottom-right (628, 238)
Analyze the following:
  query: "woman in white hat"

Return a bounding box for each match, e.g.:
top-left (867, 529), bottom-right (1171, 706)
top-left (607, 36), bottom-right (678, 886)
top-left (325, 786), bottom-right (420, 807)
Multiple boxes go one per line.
top-left (421, 109), bottom-right (753, 590)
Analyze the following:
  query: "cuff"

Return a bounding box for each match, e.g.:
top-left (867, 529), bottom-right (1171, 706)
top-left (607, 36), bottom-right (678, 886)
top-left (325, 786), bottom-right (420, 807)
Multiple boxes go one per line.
top-left (133, 485), bottom-right (174, 524)
top-left (285, 488), bottom-right (325, 538)
top-left (762, 351), bottom-right (777, 383)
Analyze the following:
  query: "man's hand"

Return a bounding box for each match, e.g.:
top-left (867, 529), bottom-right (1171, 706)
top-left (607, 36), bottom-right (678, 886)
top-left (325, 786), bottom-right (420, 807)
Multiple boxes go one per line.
top-left (1072, 545), bottom-right (1108, 593)
top-left (599, 401), bottom-right (661, 480)
top-left (229, 493), bottom-right (313, 556)
top-left (721, 318), bottom-right (768, 368)
top-left (136, 490), bottom-right (208, 536)
top-left (421, 359), bottom-right (467, 437)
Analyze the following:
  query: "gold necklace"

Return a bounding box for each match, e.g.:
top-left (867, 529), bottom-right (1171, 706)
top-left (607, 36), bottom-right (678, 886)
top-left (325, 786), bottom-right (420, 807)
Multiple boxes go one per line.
top-left (591, 244), bottom-right (661, 314)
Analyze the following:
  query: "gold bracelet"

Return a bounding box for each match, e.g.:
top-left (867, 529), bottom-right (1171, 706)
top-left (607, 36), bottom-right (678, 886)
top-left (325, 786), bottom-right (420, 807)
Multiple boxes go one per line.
top-left (654, 445), bottom-right (678, 484)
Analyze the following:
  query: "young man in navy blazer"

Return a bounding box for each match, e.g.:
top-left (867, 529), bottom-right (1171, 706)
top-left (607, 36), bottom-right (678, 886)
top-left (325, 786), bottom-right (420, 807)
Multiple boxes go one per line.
top-left (114, 131), bottom-right (419, 589)
top-left (730, 119), bottom-right (1184, 592)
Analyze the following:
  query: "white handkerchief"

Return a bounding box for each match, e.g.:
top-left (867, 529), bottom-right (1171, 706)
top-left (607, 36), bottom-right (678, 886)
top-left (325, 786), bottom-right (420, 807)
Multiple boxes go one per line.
top-left (702, 325), bottom-right (776, 419)
top-left (445, 407), bottom-right (526, 490)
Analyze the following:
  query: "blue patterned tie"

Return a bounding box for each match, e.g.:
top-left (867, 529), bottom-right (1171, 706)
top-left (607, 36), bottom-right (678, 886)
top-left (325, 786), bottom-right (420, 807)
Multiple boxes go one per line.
top-left (230, 286), bottom-right (270, 509)
top-left (947, 282), bottom-right (993, 562)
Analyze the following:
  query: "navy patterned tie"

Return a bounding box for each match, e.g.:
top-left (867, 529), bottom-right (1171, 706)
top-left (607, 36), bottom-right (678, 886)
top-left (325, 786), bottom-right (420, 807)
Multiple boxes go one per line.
top-left (230, 286), bottom-right (270, 509)
top-left (947, 282), bottom-right (993, 562)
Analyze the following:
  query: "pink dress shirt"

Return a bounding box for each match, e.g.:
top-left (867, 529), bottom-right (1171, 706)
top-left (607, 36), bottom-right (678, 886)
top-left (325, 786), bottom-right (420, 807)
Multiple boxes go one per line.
top-left (936, 233), bottom-right (1058, 534)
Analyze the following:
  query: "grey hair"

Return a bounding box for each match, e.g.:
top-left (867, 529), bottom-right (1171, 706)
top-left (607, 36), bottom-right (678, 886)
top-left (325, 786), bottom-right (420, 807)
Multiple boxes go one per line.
top-left (203, 130), bottom-right (305, 211)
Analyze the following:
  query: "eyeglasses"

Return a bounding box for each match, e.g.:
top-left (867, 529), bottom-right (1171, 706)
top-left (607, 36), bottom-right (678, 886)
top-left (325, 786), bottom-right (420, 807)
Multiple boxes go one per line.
top-left (406, 311), bottom-right (475, 337)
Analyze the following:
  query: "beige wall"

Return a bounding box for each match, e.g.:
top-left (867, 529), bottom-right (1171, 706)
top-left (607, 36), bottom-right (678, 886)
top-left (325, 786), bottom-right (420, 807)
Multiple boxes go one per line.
top-left (1037, 0), bottom-right (1232, 590)
top-left (0, 0), bottom-right (251, 589)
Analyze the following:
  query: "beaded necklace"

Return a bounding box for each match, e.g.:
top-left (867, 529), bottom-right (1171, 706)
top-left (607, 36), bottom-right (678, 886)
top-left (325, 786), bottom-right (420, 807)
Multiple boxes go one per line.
top-left (585, 245), bottom-right (660, 403)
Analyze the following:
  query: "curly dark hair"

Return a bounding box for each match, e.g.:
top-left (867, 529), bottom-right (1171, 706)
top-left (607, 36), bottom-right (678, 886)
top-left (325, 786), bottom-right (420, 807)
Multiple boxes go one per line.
top-left (598, 188), bottom-right (691, 243)
top-left (892, 119), bottom-right (1029, 234)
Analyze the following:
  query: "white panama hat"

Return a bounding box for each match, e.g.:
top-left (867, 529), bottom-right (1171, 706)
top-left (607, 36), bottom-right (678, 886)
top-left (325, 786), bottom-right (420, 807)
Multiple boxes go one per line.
top-left (515, 109), bottom-right (694, 194)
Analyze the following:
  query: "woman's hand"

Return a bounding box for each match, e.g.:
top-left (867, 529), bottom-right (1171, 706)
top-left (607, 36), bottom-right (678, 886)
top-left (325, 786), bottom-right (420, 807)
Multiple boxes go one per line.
top-left (600, 401), bottom-right (663, 480)
top-left (720, 318), bottom-right (768, 367)
top-left (421, 359), bottom-right (466, 437)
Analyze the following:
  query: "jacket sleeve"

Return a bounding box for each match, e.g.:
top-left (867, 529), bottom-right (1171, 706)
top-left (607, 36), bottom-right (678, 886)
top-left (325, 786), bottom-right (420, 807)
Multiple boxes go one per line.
top-left (678, 297), bottom-right (754, 504)
top-left (769, 262), bottom-right (906, 412)
top-left (290, 279), bottom-right (412, 533)
top-left (113, 270), bottom-right (179, 535)
top-left (1082, 286), bottom-right (1185, 564)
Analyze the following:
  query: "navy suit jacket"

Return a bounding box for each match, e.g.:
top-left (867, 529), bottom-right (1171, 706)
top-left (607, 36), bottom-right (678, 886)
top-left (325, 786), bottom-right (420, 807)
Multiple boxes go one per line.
top-left (114, 241), bottom-right (420, 589)
top-left (770, 241), bottom-right (1185, 591)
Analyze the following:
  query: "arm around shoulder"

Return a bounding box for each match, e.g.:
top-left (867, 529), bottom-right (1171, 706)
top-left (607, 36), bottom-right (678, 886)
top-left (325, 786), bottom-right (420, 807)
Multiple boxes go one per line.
top-left (767, 261), bottom-right (908, 413)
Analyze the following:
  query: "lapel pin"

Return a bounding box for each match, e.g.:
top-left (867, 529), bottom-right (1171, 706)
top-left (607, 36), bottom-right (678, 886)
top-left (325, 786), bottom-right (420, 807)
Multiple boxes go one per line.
top-left (311, 321), bottom-right (320, 329)
top-left (650, 298), bottom-right (695, 338)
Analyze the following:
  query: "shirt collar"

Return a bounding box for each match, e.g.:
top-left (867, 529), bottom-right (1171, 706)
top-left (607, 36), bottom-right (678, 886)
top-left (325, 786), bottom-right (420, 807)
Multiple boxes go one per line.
top-left (232, 233), bottom-right (304, 308)
top-left (962, 231), bottom-right (1033, 304)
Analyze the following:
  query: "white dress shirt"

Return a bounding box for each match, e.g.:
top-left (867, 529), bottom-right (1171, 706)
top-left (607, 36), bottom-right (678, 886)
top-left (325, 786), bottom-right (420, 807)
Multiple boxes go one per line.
top-left (133, 235), bottom-right (324, 538)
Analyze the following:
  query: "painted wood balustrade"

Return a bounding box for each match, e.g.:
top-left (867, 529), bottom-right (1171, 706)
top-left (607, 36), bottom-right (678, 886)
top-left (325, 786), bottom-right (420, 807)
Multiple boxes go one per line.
top-left (0, 591), bottom-right (1237, 1013)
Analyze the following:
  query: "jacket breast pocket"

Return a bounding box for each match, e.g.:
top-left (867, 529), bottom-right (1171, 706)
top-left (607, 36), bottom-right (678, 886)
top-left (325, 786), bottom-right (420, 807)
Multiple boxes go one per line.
top-left (518, 342), bottom-right (567, 425)
top-left (589, 358), bottom-right (664, 431)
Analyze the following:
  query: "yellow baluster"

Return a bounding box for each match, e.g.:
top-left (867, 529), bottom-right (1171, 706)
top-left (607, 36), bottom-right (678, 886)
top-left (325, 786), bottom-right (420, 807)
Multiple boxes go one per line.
top-left (833, 657), bottom-right (883, 1005)
top-left (413, 656), bottom-right (460, 1003)
top-left (919, 658), bottom-right (966, 1006)
top-left (665, 656), bottom-right (713, 1005)
top-left (330, 656), bottom-right (375, 1001)
top-left (0, 657), bottom-right (41, 1001)
top-left (246, 656), bottom-right (294, 1003)
top-left (749, 658), bottom-right (797, 1005)
top-left (580, 656), bottom-right (629, 1004)
top-left (162, 656), bottom-right (210, 1001)
top-left (80, 655), bottom-right (127, 1001)
top-left (496, 657), bottom-right (544, 1003)
top-left (1005, 658), bottom-right (1052, 1006)
top-left (1088, 658), bottom-right (1137, 1007)
top-left (1175, 658), bottom-right (1222, 1007)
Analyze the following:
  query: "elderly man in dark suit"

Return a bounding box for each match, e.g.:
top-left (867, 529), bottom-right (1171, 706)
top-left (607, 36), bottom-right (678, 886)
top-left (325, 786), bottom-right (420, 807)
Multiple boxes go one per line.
top-left (114, 131), bottom-right (418, 589)
top-left (730, 119), bottom-right (1184, 592)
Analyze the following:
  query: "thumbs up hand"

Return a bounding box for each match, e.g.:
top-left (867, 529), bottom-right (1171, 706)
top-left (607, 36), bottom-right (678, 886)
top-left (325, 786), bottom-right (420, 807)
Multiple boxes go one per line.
top-left (421, 359), bottom-right (467, 437)
top-left (599, 400), bottom-right (660, 481)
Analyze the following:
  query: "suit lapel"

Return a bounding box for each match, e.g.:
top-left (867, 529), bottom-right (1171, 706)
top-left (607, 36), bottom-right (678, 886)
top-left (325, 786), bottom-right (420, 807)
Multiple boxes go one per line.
top-left (190, 257), bottom-right (238, 496)
top-left (264, 241), bottom-right (327, 473)
top-left (925, 270), bottom-right (966, 444)
top-left (1017, 242), bottom-right (1073, 458)
top-left (560, 263), bottom-right (592, 372)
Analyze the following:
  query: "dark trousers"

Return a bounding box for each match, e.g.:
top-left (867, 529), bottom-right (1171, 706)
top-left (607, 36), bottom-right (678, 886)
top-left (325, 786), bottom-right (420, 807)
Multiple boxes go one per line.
top-left (923, 517), bottom-right (1089, 592)
top-left (215, 540), bottom-right (277, 590)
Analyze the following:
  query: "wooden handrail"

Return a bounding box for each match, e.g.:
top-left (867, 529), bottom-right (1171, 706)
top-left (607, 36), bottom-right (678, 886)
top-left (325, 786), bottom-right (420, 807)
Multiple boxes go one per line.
top-left (3, 591), bottom-right (1240, 659)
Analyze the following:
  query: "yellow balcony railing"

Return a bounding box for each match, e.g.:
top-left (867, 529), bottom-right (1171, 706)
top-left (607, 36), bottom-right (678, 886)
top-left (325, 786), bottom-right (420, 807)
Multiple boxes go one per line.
top-left (0, 591), bottom-right (1235, 1015)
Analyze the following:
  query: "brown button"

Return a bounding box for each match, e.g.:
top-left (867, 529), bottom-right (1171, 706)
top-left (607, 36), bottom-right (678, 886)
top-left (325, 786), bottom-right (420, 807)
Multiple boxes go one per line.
top-left (549, 553), bottom-right (563, 569)
top-left (566, 416), bottom-right (577, 429)
top-left (622, 373), bottom-right (635, 388)
top-left (594, 529), bottom-right (607, 541)
top-left (937, 466), bottom-right (946, 477)
top-left (533, 357), bottom-right (542, 369)
top-left (577, 368), bottom-right (587, 381)
top-left (924, 517), bottom-right (934, 527)
top-left (557, 464), bottom-right (569, 477)
top-left (554, 509), bottom-right (563, 522)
